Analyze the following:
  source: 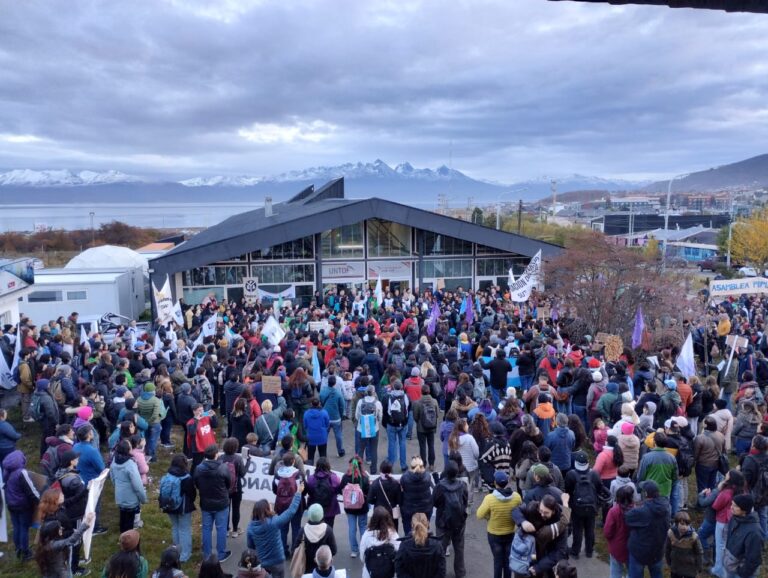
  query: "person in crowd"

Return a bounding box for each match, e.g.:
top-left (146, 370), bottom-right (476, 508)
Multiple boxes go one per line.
top-left (723, 494), bottom-right (764, 578)
top-left (636, 431), bottom-right (678, 504)
top-left (710, 469), bottom-right (746, 578)
top-left (367, 459), bottom-right (402, 532)
top-left (448, 417), bottom-right (480, 496)
top-left (740, 434), bottom-right (768, 540)
top-left (310, 545), bottom-right (337, 578)
top-left (383, 379), bottom-right (410, 472)
top-left (303, 397), bottom-right (331, 465)
top-left (544, 413), bottom-right (575, 475)
top-left (73, 424), bottom-right (108, 535)
top-left (152, 545), bottom-right (188, 578)
top-left (624, 481), bottom-right (670, 578)
top-left (477, 470), bottom-right (522, 578)
top-left (617, 421), bottom-right (640, 475)
top-left (319, 375), bottom-right (346, 457)
top-left (511, 493), bottom-right (570, 577)
top-left (434, 460), bottom-right (469, 578)
top-left (693, 416), bottom-right (726, 493)
top-left (604, 485), bottom-right (635, 578)
top-left (355, 385), bottom-right (383, 474)
top-left (300, 503), bottom-right (337, 575)
top-left (236, 549), bottom-right (270, 578)
top-left (305, 457), bottom-right (342, 528)
top-left (102, 529), bottom-right (149, 578)
top-left (399, 455), bottom-right (434, 536)
top-left (220, 436), bottom-right (249, 539)
top-left (230, 398), bottom-right (254, 449)
top-left (247, 483), bottom-right (304, 578)
top-left (412, 383), bottom-right (440, 471)
top-left (161, 454), bottom-right (197, 563)
top-left (136, 382), bottom-right (163, 462)
top-left (186, 404), bottom-right (220, 469)
top-left (440, 408), bottom-right (458, 465)
top-left (360, 506), bottom-right (400, 578)
top-left (732, 400), bottom-right (761, 456)
top-left (36, 512), bottom-right (95, 578)
top-left (2, 449), bottom-right (40, 561)
top-left (664, 510), bottom-right (703, 578)
top-left (395, 512), bottom-right (446, 578)
top-left (194, 443), bottom-right (232, 563)
top-left (564, 451), bottom-right (603, 559)
top-left (0, 408), bottom-right (21, 463)
top-left (338, 455), bottom-right (370, 558)
top-left (110, 439), bottom-right (147, 533)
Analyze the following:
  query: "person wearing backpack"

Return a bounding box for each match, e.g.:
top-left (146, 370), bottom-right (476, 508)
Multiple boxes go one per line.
top-left (338, 456), bottom-right (370, 558)
top-left (220, 436), bottom-right (250, 539)
top-left (511, 493), bottom-right (570, 578)
top-left (624, 480), bottom-right (671, 578)
top-left (412, 384), bottom-right (439, 471)
top-left (395, 512), bottom-right (446, 578)
top-left (193, 443), bottom-right (233, 563)
top-left (300, 503), bottom-right (338, 575)
top-left (159, 454), bottom-right (196, 563)
top-left (383, 380), bottom-right (410, 472)
top-left (305, 457), bottom-right (341, 528)
top-left (564, 451), bottom-right (603, 559)
top-left (433, 460), bottom-right (469, 578)
top-left (34, 379), bottom-right (61, 458)
top-left (16, 347), bottom-right (36, 423)
top-left (367, 460), bottom-right (403, 532)
top-left (740, 434), bottom-right (768, 540)
top-left (355, 385), bottom-right (382, 474)
top-left (360, 506), bottom-right (400, 578)
top-left (319, 375), bottom-right (347, 458)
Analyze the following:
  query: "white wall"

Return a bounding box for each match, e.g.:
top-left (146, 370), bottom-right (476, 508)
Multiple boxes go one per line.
top-left (21, 281), bottom-right (121, 326)
top-left (0, 292), bottom-right (23, 325)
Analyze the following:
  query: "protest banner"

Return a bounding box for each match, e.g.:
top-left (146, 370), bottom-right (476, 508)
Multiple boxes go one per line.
top-left (510, 250), bottom-right (542, 303)
top-left (725, 334), bottom-right (749, 349)
top-left (710, 277), bottom-right (768, 297)
top-left (308, 321), bottom-right (330, 334)
top-left (261, 375), bottom-right (283, 395)
top-left (82, 468), bottom-right (110, 559)
top-left (243, 277), bottom-right (259, 302)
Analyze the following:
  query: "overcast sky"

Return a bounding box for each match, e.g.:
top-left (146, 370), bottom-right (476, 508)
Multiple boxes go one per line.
top-left (1, 0), bottom-right (766, 182)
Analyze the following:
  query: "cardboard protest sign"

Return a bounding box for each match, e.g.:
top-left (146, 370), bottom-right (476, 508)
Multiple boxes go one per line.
top-left (261, 375), bottom-right (283, 394)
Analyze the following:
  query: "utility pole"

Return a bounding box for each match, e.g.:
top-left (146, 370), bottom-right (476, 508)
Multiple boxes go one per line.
top-left (551, 179), bottom-right (557, 217)
top-left (89, 211), bottom-right (95, 245)
top-left (517, 199), bottom-right (523, 234)
top-left (726, 192), bottom-right (734, 267)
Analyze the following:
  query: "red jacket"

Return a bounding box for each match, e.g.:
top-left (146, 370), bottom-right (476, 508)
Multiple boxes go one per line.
top-left (604, 503), bottom-right (631, 563)
top-left (186, 414), bottom-right (218, 454)
top-left (404, 378), bottom-right (424, 403)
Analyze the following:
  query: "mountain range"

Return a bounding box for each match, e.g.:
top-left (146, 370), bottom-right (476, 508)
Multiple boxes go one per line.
top-left (0, 154), bottom-right (765, 207)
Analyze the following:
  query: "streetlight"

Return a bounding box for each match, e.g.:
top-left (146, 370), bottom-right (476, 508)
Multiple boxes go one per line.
top-left (496, 187), bottom-right (528, 230)
top-left (662, 173), bottom-right (689, 269)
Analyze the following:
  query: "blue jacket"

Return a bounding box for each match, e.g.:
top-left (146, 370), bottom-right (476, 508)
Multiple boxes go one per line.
top-left (73, 441), bottom-right (105, 485)
top-left (109, 453), bottom-right (147, 509)
top-left (247, 492), bottom-right (301, 567)
top-left (2, 450), bottom-right (40, 511)
top-left (303, 408), bottom-right (330, 446)
top-left (0, 420), bottom-right (21, 452)
top-left (543, 426), bottom-right (575, 472)
top-left (319, 386), bottom-right (346, 421)
top-left (625, 497), bottom-right (670, 565)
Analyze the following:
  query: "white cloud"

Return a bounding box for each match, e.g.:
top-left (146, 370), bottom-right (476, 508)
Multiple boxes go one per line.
top-left (238, 120), bottom-right (337, 144)
top-left (0, 134), bottom-right (44, 144)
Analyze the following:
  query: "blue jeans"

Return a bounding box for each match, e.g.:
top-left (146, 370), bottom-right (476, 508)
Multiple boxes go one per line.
top-left (359, 435), bottom-right (379, 474)
top-left (610, 555), bottom-right (628, 578)
top-left (146, 422), bottom-right (161, 458)
top-left (758, 505), bottom-right (768, 540)
top-left (698, 517), bottom-right (715, 550)
top-left (406, 412), bottom-right (415, 439)
top-left (735, 438), bottom-right (752, 456)
top-left (9, 508), bottom-right (32, 555)
top-left (280, 507), bottom-right (303, 554)
top-left (573, 404), bottom-right (588, 434)
top-left (201, 507), bottom-right (229, 560)
top-left (347, 512), bottom-right (368, 555)
top-left (628, 554), bottom-right (662, 578)
top-left (387, 424), bottom-right (408, 470)
top-left (161, 413), bottom-right (174, 445)
top-left (329, 420), bottom-right (344, 455)
top-left (490, 387), bottom-right (502, 407)
top-left (711, 521), bottom-right (726, 578)
top-left (169, 511), bottom-right (192, 562)
top-left (488, 532), bottom-right (513, 578)
top-left (696, 463), bottom-right (718, 493)
top-left (670, 479), bottom-right (680, 516)
top-left (520, 374), bottom-right (534, 392)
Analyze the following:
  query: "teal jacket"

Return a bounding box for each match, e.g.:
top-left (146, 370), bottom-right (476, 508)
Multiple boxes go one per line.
top-left (637, 447), bottom-right (678, 497)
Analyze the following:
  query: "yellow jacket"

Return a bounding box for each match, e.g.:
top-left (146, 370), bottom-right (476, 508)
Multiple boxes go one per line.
top-left (476, 489), bottom-right (522, 535)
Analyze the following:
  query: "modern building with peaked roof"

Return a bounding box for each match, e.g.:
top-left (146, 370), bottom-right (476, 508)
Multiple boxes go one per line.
top-left (149, 178), bottom-right (562, 307)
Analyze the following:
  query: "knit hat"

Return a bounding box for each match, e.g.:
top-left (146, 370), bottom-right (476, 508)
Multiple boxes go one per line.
top-left (119, 529), bottom-right (140, 551)
top-left (494, 471), bottom-right (509, 486)
top-left (591, 371), bottom-right (602, 382)
top-left (505, 387), bottom-right (517, 399)
top-left (36, 378), bottom-right (50, 392)
top-left (181, 382), bottom-right (192, 394)
top-left (664, 379), bottom-right (677, 390)
top-left (77, 406), bottom-right (93, 421)
top-left (672, 416), bottom-right (688, 428)
top-left (621, 422), bottom-right (635, 435)
top-left (531, 464), bottom-right (550, 478)
top-left (411, 367), bottom-right (421, 377)
top-left (308, 503), bottom-right (324, 523)
top-left (60, 450), bottom-right (80, 468)
top-left (606, 382), bottom-right (618, 394)
top-left (733, 493), bottom-right (754, 514)
top-left (573, 451), bottom-right (589, 471)
top-left (115, 386), bottom-right (127, 396)
top-left (588, 358), bottom-right (601, 369)
top-left (144, 383), bottom-right (156, 392)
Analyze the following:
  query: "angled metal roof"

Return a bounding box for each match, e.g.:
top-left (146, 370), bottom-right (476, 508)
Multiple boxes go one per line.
top-left (548, 0), bottom-right (767, 12)
top-left (149, 179), bottom-right (562, 276)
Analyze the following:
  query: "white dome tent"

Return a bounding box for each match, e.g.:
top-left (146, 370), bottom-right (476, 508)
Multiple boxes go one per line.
top-left (66, 245), bottom-right (148, 274)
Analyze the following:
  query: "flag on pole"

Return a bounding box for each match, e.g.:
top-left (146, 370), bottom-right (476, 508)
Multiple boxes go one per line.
top-left (373, 277), bottom-right (382, 310)
top-left (9, 324), bottom-right (21, 377)
top-left (427, 301), bottom-right (440, 336)
top-left (153, 330), bottom-right (163, 354)
top-left (459, 297), bottom-right (467, 316)
top-left (201, 314), bottom-right (218, 338)
top-left (0, 350), bottom-right (14, 390)
top-left (508, 267), bottom-right (515, 286)
top-left (466, 296), bottom-right (474, 326)
top-left (631, 305), bottom-right (645, 349)
top-left (312, 346), bottom-right (321, 384)
top-left (676, 333), bottom-right (696, 379)
top-left (80, 325), bottom-right (89, 347)
top-left (262, 315), bottom-right (286, 346)
top-left (172, 302), bottom-right (184, 327)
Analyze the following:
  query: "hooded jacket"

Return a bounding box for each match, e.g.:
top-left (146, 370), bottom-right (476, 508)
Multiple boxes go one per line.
top-left (306, 470), bottom-right (341, 520)
top-left (543, 426), bottom-right (575, 472)
top-left (624, 497), bottom-right (670, 565)
top-left (724, 511), bottom-right (763, 578)
top-left (476, 486), bottom-right (522, 535)
top-left (137, 391), bottom-right (163, 425)
top-left (636, 448), bottom-right (678, 497)
top-left (246, 492), bottom-right (302, 568)
top-left (193, 458), bottom-right (231, 512)
top-left (302, 521), bottom-right (337, 574)
top-left (303, 407), bottom-right (331, 446)
top-left (604, 502), bottom-right (631, 564)
top-left (664, 526), bottom-right (703, 577)
top-left (618, 432), bottom-right (640, 471)
top-left (109, 452), bottom-right (147, 510)
top-left (400, 470), bottom-right (434, 517)
top-left (433, 477), bottom-right (468, 530)
top-left (319, 385), bottom-right (345, 422)
top-left (394, 535), bottom-right (446, 578)
top-left (2, 450), bottom-right (40, 510)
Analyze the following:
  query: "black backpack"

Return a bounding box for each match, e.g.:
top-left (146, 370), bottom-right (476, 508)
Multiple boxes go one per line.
top-left (440, 483), bottom-right (467, 531)
top-left (572, 471), bottom-right (597, 514)
top-left (313, 475), bottom-right (335, 509)
top-left (364, 542), bottom-right (396, 578)
top-left (675, 436), bottom-right (695, 478)
top-left (387, 395), bottom-right (407, 427)
top-left (419, 401), bottom-right (438, 431)
top-left (752, 459), bottom-right (768, 507)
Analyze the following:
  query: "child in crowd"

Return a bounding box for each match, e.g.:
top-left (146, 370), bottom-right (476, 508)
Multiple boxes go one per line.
top-left (592, 418), bottom-right (608, 453)
top-left (664, 510), bottom-right (703, 578)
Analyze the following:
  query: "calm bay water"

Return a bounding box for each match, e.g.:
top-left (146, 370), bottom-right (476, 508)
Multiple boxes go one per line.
top-left (0, 202), bottom-right (264, 231)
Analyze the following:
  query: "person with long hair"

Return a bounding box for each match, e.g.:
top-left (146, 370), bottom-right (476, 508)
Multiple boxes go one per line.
top-left (198, 555), bottom-right (226, 578)
top-left (339, 455), bottom-right (370, 558)
top-left (514, 441), bottom-right (540, 493)
top-left (305, 457), bottom-right (341, 527)
top-left (110, 439), bottom-right (147, 533)
top-left (400, 456), bottom-right (434, 536)
top-left (395, 512), bottom-right (445, 578)
top-left (359, 506), bottom-right (400, 578)
top-left (710, 469), bottom-right (745, 578)
top-left (35, 513), bottom-right (94, 578)
top-left (367, 460), bottom-right (403, 532)
top-left (230, 398), bottom-right (253, 449)
top-left (102, 529), bottom-right (149, 578)
top-left (448, 418), bottom-right (480, 496)
top-left (287, 367), bottom-right (313, 422)
top-left (509, 414), bottom-right (543, 466)
top-left (151, 546), bottom-right (187, 578)
top-left (220, 437), bottom-right (249, 538)
top-left (162, 454), bottom-right (197, 563)
top-left (604, 484), bottom-right (635, 578)
top-left (439, 408), bottom-right (459, 465)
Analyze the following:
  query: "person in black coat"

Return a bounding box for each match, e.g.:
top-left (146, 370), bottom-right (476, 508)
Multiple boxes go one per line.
top-left (366, 460), bottom-right (402, 531)
top-left (395, 512), bottom-right (446, 578)
top-left (399, 457), bottom-right (434, 536)
top-left (193, 443), bottom-right (233, 561)
top-left (624, 481), bottom-right (671, 578)
top-left (511, 494), bottom-right (570, 578)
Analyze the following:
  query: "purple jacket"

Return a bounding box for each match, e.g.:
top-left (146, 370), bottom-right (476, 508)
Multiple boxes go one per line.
top-left (306, 470), bottom-right (341, 519)
top-left (2, 450), bottom-right (40, 511)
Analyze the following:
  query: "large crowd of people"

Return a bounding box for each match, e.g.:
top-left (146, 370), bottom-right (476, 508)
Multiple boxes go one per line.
top-left (0, 285), bottom-right (767, 578)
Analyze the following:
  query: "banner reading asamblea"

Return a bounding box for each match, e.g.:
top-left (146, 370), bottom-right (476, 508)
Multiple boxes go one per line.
top-left (242, 456), bottom-right (398, 503)
top-left (710, 276), bottom-right (768, 297)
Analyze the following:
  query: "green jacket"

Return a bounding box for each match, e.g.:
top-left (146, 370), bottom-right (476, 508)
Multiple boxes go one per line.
top-left (102, 554), bottom-right (148, 578)
top-left (637, 447), bottom-right (678, 497)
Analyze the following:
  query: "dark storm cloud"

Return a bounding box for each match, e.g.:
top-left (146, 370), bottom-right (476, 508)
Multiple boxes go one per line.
top-left (0, 0), bottom-right (766, 180)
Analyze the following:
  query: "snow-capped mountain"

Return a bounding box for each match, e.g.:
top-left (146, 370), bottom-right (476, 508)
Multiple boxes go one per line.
top-left (179, 175), bottom-right (264, 187)
top-left (0, 169), bottom-right (142, 186)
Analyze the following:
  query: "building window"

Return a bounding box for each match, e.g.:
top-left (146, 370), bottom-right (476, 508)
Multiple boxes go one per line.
top-left (251, 236), bottom-right (314, 260)
top-left (367, 219), bottom-right (411, 258)
top-left (321, 224), bottom-right (364, 259)
top-left (423, 259), bottom-right (473, 278)
top-left (252, 264), bottom-right (314, 285)
top-left (183, 266), bottom-right (247, 286)
top-left (182, 287), bottom-right (226, 305)
top-left (28, 290), bottom-right (63, 302)
top-left (423, 232), bottom-right (473, 256)
top-left (475, 243), bottom-right (516, 255)
top-left (477, 258), bottom-right (528, 277)
top-left (66, 290), bottom-right (87, 301)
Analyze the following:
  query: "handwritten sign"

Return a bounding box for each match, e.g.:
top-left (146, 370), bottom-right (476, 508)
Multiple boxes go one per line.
top-left (261, 375), bottom-right (283, 394)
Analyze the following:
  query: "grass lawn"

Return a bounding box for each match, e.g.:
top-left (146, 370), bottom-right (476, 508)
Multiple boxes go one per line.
top-left (1, 407), bottom-right (207, 577)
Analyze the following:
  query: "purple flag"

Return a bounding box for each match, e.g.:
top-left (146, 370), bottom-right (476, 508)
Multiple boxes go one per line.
top-left (427, 301), bottom-right (440, 336)
top-left (465, 295), bottom-right (474, 326)
top-left (632, 305), bottom-right (645, 349)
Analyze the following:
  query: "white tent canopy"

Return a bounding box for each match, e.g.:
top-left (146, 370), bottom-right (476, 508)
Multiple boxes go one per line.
top-left (66, 245), bottom-right (148, 274)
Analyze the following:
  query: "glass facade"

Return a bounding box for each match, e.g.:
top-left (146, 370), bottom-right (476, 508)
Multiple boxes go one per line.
top-left (422, 259), bottom-right (473, 278)
top-left (183, 265), bottom-right (248, 286)
top-left (367, 219), bottom-right (411, 257)
top-left (321, 224), bottom-right (364, 259)
top-left (251, 237), bottom-right (313, 260)
top-left (252, 264), bottom-right (314, 284)
top-left (423, 232), bottom-right (473, 256)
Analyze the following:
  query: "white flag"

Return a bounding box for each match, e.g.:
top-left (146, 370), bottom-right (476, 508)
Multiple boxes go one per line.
top-left (0, 350), bottom-right (15, 390)
top-left (202, 314), bottom-right (218, 338)
top-left (676, 332), bottom-right (696, 379)
top-left (509, 250), bottom-right (542, 303)
top-left (172, 301), bottom-right (184, 327)
top-left (262, 315), bottom-right (285, 346)
top-left (508, 267), bottom-right (515, 286)
top-left (9, 324), bottom-right (21, 377)
top-left (374, 277), bottom-right (382, 307)
top-left (80, 325), bottom-right (89, 347)
top-left (153, 276), bottom-right (174, 325)
top-left (153, 330), bottom-right (163, 354)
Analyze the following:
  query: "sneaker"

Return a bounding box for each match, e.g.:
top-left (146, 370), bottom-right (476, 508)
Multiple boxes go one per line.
top-left (92, 526), bottom-right (108, 536)
top-left (446, 545), bottom-right (452, 557)
top-left (350, 552), bottom-right (358, 558)
top-left (134, 519), bottom-right (144, 529)
top-left (219, 551), bottom-right (232, 563)
top-left (81, 557), bottom-right (92, 565)
top-left (230, 529), bottom-right (242, 538)
top-left (23, 417), bottom-right (35, 423)
top-left (74, 568), bottom-right (91, 576)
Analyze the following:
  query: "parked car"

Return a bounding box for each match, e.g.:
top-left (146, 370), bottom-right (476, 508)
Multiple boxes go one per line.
top-left (698, 259), bottom-right (719, 272)
top-left (738, 266), bottom-right (758, 277)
